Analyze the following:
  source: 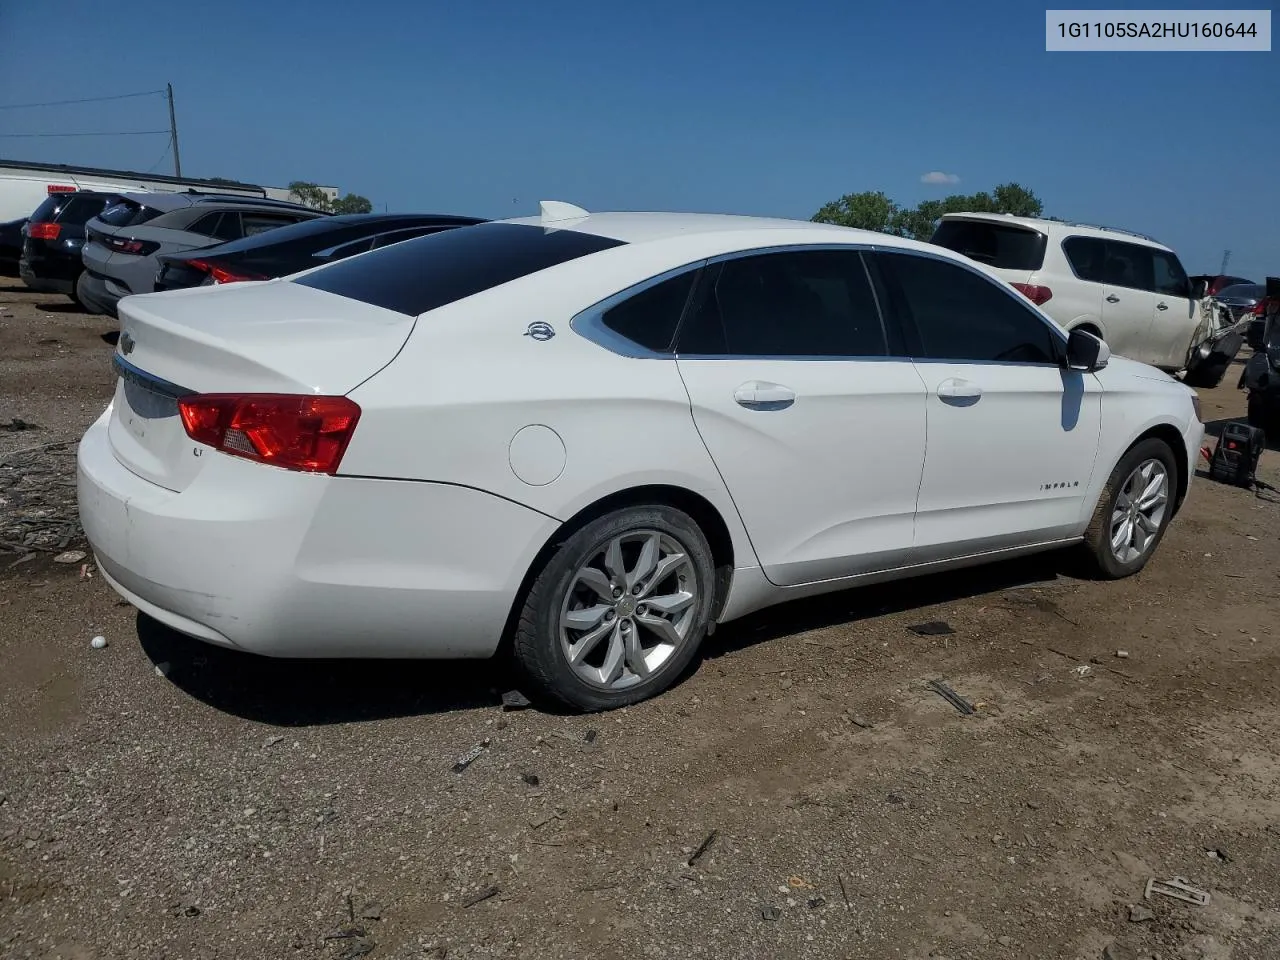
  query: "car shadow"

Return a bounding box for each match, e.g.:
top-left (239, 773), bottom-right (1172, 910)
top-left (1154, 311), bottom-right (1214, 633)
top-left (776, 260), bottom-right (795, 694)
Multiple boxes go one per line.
top-left (705, 551), bottom-right (1069, 659)
top-left (136, 613), bottom-right (509, 725)
top-left (138, 551), bottom-right (1072, 725)
top-left (39, 300), bottom-right (85, 314)
top-left (100, 330), bottom-right (119, 347)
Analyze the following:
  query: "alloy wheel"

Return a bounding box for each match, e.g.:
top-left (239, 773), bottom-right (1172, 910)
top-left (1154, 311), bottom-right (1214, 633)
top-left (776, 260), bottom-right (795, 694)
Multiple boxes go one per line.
top-left (1109, 458), bottom-right (1170, 564)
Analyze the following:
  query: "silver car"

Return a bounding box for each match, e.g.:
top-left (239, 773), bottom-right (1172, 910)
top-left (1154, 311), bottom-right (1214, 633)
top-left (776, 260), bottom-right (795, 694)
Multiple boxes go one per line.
top-left (77, 193), bottom-right (324, 316)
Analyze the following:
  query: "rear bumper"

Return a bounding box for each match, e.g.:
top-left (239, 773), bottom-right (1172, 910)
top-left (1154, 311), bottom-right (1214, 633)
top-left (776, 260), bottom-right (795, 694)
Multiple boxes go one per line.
top-left (78, 407), bottom-right (560, 658)
top-left (77, 271), bottom-right (121, 316)
top-left (20, 259), bottom-right (77, 294)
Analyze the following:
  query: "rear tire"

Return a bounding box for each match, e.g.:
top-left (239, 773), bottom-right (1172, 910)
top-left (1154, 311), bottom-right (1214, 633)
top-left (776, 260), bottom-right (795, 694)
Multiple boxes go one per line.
top-left (511, 505), bottom-right (716, 712)
top-left (75, 272), bottom-right (102, 315)
top-left (1082, 438), bottom-right (1178, 579)
top-left (67, 270), bottom-right (84, 307)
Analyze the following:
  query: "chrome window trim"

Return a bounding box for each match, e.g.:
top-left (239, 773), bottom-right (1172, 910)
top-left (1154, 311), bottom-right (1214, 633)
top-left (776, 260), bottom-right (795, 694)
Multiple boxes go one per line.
top-left (572, 240), bottom-right (1069, 366)
top-left (112, 353), bottom-right (190, 399)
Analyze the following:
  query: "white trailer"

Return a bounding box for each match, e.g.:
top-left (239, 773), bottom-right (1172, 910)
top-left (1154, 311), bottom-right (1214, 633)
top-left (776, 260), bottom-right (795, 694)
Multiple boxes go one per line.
top-left (0, 159), bottom-right (267, 223)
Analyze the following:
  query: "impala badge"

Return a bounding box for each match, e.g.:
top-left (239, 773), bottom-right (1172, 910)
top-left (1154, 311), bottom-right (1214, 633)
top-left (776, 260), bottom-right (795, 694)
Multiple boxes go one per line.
top-left (119, 331), bottom-right (136, 356)
top-left (524, 322), bottom-right (555, 342)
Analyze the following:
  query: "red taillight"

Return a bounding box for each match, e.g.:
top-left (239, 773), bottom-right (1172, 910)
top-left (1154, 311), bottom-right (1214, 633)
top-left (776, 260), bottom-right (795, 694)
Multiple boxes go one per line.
top-left (1249, 300), bottom-right (1269, 316)
top-left (28, 221), bottom-right (61, 241)
top-left (177, 394), bottom-right (361, 474)
top-left (1011, 282), bottom-right (1053, 306)
top-left (105, 235), bottom-right (159, 256)
top-left (185, 259), bottom-right (266, 284)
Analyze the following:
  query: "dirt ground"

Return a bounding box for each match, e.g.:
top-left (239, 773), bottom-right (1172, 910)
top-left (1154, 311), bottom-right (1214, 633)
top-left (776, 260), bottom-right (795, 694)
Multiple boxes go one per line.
top-left (3, 275), bottom-right (1280, 960)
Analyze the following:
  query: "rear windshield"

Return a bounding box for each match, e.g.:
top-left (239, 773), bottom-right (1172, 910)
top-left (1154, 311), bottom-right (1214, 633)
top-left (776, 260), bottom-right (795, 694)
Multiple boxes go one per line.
top-left (98, 198), bottom-right (164, 229)
top-left (29, 194), bottom-right (112, 225)
top-left (293, 222), bottom-right (626, 316)
top-left (930, 219), bottom-right (1048, 271)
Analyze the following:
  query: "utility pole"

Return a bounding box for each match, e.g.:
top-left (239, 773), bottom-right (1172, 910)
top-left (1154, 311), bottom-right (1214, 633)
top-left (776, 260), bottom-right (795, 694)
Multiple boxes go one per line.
top-left (1220, 249), bottom-right (1231, 274)
top-left (166, 82), bottom-right (182, 178)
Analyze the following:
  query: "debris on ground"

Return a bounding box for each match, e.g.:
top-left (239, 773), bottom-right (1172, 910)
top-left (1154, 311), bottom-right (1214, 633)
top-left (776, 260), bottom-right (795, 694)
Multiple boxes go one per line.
top-left (760, 905), bottom-right (781, 921)
top-left (358, 902), bottom-right (382, 921)
top-left (686, 829), bottom-right (718, 867)
top-left (787, 875), bottom-right (815, 890)
top-left (1103, 942), bottom-right (1139, 960)
top-left (521, 772), bottom-right (540, 786)
top-left (451, 738), bottom-right (491, 774)
top-left (78, 562), bottom-right (93, 580)
top-left (0, 443), bottom-right (83, 562)
top-left (3, 418), bottom-right (38, 432)
top-left (53, 549), bottom-right (86, 564)
top-left (1115, 649), bottom-right (1130, 659)
top-left (1205, 847), bottom-right (1231, 862)
top-left (264, 734), bottom-right (285, 748)
top-left (908, 620), bottom-right (956, 636)
top-left (847, 714), bottom-right (874, 729)
top-left (584, 728), bottom-right (598, 744)
top-left (461, 885), bottom-right (500, 908)
top-left (1128, 903), bottom-right (1155, 922)
top-left (89, 635), bottom-right (107, 650)
top-left (1073, 664), bottom-right (1093, 678)
top-left (154, 661), bottom-right (170, 678)
top-left (1144, 876), bottom-right (1210, 906)
top-left (927, 678), bottom-right (976, 715)
top-left (501, 689), bottom-right (532, 711)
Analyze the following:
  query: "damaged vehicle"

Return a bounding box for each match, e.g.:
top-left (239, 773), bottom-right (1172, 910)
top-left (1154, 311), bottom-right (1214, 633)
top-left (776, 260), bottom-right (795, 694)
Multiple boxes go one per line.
top-left (931, 214), bottom-right (1245, 387)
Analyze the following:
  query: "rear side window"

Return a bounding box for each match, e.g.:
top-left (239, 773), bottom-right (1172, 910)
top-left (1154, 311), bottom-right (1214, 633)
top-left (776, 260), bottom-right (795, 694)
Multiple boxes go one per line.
top-left (294, 222), bottom-right (625, 316)
top-left (242, 213), bottom-right (303, 237)
top-left (930, 220), bottom-right (1047, 271)
top-left (1062, 236), bottom-right (1108, 282)
top-left (599, 271), bottom-right (697, 353)
top-left (677, 249), bottom-right (889, 357)
top-left (876, 251), bottom-right (1059, 365)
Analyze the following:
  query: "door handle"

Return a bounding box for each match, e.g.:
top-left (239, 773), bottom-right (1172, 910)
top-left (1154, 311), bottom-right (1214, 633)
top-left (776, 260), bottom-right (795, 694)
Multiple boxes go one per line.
top-left (936, 377), bottom-right (982, 402)
top-left (1106, 294), bottom-right (1120, 303)
top-left (1156, 302), bottom-right (1169, 311)
top-left (734, 380), bottom-right (796, 410)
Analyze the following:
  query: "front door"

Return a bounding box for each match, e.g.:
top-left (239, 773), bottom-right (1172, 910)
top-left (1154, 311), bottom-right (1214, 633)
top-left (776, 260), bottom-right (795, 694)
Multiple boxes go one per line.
top-left (871, 250), bottom-right (1103, 560)
top-left (675, 248), bottom-right (928, 587)
top-left (1146, 247), bottom-right (1200, 369)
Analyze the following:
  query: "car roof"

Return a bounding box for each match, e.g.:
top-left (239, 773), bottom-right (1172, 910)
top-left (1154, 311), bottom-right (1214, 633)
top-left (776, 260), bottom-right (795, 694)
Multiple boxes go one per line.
top-left (500, 209), bottom-right (940, 255)
top-left (939, 212), bottom-right (1173, 252)
top-left (113, 191), bottom-right (317, 213)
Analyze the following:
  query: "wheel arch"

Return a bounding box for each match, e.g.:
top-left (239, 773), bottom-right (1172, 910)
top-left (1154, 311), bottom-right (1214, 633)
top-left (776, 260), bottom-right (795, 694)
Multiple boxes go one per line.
top-left (497, 484), bottom-right (738, 657)
top-left (1131, 422), bottom-right (1191, 514)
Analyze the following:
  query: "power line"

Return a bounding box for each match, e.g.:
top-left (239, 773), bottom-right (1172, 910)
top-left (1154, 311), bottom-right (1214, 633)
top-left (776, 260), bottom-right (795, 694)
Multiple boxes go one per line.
top-left (0, 130), bottom-right (170, 138)
top-left (0, 90), bottom-right (166, 111)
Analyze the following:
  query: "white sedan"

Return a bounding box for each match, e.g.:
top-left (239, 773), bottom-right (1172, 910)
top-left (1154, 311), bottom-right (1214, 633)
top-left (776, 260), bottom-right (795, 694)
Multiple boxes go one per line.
top-left (78, 203), bottom-right (1205, 710)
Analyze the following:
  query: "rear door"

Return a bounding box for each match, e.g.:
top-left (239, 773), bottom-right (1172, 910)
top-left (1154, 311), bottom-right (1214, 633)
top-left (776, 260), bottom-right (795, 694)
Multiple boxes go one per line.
top-left (872, 249), bottom-right (1102, 557)
top-left (675, 247), bottom-right (927, 587)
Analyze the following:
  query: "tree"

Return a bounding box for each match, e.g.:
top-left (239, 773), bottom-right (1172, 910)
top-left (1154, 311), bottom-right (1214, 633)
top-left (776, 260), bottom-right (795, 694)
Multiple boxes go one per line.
top-left (812, 181), bottom-right (1046, 241)
top-left (811, 191), bottom-right (898, 233)
top-left (330, 193), bottom-right (373, 214)
top-left (287, 180), bottom-right (373, 215)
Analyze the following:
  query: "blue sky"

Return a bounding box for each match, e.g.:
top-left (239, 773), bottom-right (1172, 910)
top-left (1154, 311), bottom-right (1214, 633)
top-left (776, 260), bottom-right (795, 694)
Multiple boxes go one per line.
top-left (0, 1), bottom-right (1274, 278)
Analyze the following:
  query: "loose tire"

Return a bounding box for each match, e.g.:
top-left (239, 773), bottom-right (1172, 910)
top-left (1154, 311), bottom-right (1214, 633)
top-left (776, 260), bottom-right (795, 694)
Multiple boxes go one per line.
top-left (1082, 438), bottom-right (1178, 579)
top-left (512, 505), bottom-right (716, 711)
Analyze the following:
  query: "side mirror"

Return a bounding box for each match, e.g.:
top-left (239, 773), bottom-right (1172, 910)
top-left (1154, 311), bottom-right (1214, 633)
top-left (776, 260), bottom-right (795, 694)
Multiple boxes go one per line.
top-left (1067, 328), bottom-right (1110, 372)
top-left (1191, 279), bottom-right (1208, 300)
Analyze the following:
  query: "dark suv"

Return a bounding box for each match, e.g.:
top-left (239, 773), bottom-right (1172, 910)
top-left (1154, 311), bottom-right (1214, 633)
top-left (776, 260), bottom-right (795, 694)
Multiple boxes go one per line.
top-left (20, 191), bottom-right (118, 303)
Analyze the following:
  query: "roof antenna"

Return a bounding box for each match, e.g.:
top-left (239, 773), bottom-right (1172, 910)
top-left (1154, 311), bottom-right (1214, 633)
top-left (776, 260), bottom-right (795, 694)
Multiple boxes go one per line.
top-left (540, 200), bottom-right (589, 223)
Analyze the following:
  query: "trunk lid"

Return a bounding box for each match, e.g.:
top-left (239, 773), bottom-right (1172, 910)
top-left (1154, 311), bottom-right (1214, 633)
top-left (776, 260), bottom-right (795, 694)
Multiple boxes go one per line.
top-left (109, 279), bottom-right (416, 491)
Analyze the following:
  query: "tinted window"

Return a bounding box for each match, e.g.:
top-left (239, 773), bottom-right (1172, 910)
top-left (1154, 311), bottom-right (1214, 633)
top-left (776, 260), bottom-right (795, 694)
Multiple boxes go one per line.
top-left (1102, 241), bottom-right (1155, 291)
top-left (242, 213), bottom-right (301, 237)
top-left (295, 222), bottom-right (625, 316)
top-left (1216, 284), bottom-right (1266, 300)
top-left (600, 271), bottom-right (697, 353)
top-left (1151, 249), bottom-right (1190, 298)
top-left (1062, 236), bottom-right (1108, 283)
top-left (930, 220), bottom-right (1047, 271)
top-left (190, 212), bottom-right (239, 240)
top-left (29, 196), bottom-right (64, 222)
top-left (59, 195), bottom-right (109, 225)
top-left (677, 250), bottom-right (887, 357)
top-left (369, 226), bottom-right (445, 249)
top-left (878, 252), bottom-right (1059, 364)
top-left (98, 199), bottom-right (162, 228)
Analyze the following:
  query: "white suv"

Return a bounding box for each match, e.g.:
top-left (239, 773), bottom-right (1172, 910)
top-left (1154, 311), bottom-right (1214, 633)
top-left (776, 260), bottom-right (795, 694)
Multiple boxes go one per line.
top-left (931, 214), bottom-right (1224, 379)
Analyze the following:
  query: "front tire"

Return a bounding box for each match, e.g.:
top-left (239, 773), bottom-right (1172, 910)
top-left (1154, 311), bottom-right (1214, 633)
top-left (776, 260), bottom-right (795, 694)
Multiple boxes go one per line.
top-left (1082, 439), bottom-right (1178, 579)
top-left (511, 505), bottom-right (716, 711)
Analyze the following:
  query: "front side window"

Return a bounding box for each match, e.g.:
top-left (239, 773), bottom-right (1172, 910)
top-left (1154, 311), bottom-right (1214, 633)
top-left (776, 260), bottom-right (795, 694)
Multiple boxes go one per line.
top-left (677, 249), bottom-right (888, 357)
top-left (1151, 249), bottom-right (1191, 298)
top-left (876, 251), bottom-right (1059, 365)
